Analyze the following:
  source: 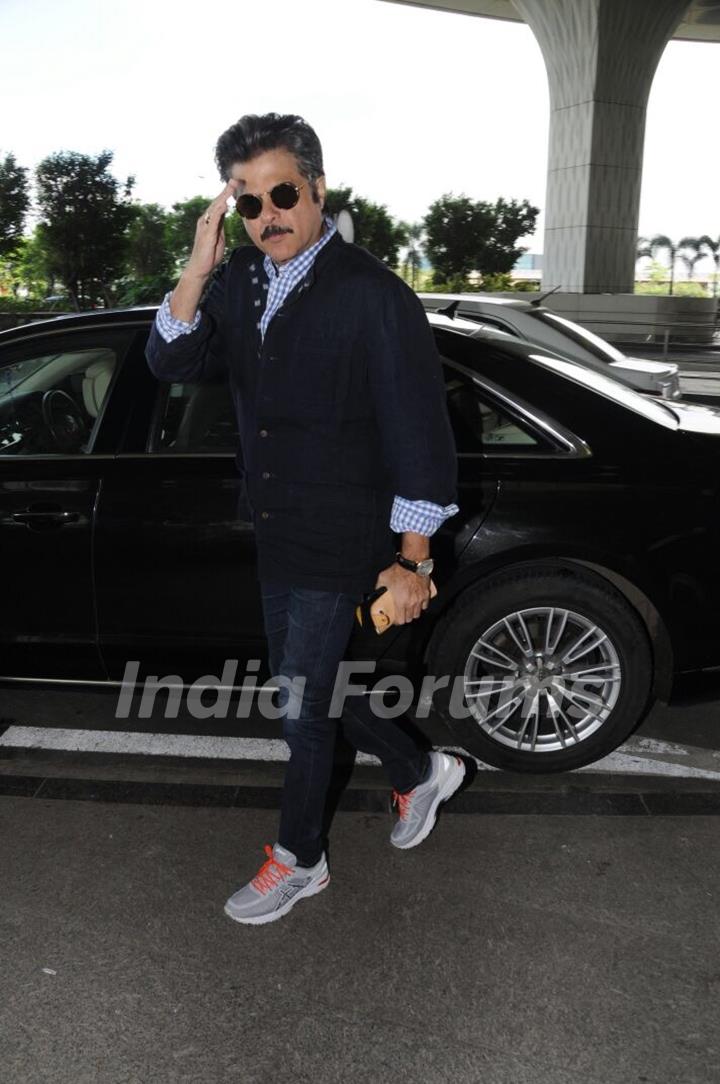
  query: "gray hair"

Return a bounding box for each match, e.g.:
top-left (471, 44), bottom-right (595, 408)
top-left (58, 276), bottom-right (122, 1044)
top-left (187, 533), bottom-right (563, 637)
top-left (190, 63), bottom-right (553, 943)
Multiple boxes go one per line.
top-left (214, 113), bottom-right (324, 186)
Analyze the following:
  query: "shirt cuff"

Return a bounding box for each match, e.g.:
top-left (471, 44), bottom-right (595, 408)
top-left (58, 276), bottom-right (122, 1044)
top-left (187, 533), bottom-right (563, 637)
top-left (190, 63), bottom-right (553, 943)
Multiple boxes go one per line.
top-left (155, 291), bottom-right (202, 343)
top-left (390, 496), bottom-right (460, 536)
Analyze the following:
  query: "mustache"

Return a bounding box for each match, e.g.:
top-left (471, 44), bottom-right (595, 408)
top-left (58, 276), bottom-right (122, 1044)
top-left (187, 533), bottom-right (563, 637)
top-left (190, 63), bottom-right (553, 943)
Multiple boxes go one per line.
top-left (261, 225), bottom-right (294, 241)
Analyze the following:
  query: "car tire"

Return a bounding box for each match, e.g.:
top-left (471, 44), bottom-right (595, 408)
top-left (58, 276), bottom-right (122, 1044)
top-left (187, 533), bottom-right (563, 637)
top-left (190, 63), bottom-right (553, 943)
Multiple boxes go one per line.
top-left (427, 566), bottom-right (654, 773)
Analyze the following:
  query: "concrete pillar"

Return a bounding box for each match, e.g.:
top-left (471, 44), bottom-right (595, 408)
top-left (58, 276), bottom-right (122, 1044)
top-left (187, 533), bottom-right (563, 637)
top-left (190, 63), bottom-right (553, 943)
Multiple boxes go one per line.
top-left (513, 0), bottom-right (691, 293)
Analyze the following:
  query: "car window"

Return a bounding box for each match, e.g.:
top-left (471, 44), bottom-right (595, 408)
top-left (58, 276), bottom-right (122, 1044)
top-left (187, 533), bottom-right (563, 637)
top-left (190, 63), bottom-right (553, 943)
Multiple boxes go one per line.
top-left (442, 362), bottom-right (546, 453)
top-left (152, 380), bottom-right (238, 453)
top-left (151, 368), bottom-right (555, 456)
top-left (0, 330), bottom-right (134, 456)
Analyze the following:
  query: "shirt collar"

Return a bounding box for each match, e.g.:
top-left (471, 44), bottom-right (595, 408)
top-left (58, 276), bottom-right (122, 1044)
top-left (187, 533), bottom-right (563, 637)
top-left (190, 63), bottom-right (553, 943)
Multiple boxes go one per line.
top-left (263, 215), bottom-right (337, 280)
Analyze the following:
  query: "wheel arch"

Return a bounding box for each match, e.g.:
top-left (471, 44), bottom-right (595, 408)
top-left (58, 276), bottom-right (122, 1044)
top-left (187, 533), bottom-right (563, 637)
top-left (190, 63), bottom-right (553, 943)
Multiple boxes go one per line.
top-left (424, 556), bottom-right (674, 703)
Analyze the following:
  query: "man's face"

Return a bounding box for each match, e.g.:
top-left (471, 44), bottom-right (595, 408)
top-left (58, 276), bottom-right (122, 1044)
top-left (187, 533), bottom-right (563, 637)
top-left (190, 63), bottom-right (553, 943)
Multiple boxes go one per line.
top-left (231, 148), bottom-right (327, 265)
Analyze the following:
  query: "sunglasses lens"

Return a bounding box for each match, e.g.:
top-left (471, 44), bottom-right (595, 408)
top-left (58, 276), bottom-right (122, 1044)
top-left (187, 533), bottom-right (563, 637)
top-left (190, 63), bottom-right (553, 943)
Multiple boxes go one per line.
top-left (270, 183), bottom-right (300, 210)
top-left (235, 183), bottom-right (300, 218)
top-left (236, 194), bottom-right (262, 219)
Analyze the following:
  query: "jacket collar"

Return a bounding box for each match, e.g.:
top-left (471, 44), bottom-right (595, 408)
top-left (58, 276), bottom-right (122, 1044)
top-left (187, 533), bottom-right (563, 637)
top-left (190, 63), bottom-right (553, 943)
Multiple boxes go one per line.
top-left (277, 231), bottom-right (345, 308)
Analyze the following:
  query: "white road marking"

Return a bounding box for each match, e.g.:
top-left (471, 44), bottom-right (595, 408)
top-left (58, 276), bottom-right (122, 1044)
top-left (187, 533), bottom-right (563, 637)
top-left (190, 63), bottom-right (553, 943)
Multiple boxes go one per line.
top-left (580, 752), bottom-right (720, 780)
top-left (621, 737), bottom-right (689, 756)
top-left (0, 727), bottom-right (382, 766)
top-left (2, 726), bottom-right (720, 780)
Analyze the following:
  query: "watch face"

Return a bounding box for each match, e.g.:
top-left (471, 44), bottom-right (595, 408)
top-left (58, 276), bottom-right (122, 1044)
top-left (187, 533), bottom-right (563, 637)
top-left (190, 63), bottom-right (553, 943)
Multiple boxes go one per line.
top-left (417, 558), bottom-right (434, 576)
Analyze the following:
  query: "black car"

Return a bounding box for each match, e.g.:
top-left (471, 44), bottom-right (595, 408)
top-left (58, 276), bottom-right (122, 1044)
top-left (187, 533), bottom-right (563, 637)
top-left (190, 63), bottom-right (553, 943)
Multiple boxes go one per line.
top-left (2, 307), bottom-right (720, 775)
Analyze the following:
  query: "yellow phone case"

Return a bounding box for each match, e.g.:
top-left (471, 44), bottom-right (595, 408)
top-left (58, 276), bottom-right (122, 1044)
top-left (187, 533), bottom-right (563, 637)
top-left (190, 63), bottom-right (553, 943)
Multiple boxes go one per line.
top-left (355, 579), bottom-right (438, 635)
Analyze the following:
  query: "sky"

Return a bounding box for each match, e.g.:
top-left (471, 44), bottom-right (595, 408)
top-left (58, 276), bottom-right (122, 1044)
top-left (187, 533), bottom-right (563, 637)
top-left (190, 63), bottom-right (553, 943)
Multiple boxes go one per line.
top-left (1, 0), bottom-right (718, 265)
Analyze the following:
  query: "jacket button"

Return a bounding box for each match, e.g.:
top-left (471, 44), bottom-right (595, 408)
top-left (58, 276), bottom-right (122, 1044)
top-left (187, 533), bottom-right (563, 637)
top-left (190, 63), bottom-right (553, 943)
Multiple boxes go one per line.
top-left (259, 429), bottom-right (268, 438)
top-left (262, 471), bottom-right (271, 480)
top-left (260, 511), bottom-right (270, 519)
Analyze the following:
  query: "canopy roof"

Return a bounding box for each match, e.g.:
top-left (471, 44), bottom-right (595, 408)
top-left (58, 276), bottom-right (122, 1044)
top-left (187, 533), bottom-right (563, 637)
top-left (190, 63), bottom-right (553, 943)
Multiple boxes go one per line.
top-left (382, 1), bottom-right (720, 42)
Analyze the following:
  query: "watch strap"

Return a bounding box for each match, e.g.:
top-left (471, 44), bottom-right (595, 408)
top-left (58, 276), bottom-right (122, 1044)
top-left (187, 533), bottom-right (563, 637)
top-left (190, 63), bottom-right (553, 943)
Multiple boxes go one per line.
top-left (395, 552), bottom-right (433, 576)
top-left (395, 552), bottom-right (420, 573)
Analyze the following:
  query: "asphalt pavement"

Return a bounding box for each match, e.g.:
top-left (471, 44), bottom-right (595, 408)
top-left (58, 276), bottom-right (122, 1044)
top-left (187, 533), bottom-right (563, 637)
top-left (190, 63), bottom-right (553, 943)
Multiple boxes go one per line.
top-left (2, 796), bottom-right (719, 1084)
top-left (1, 686), bottom-right (719, 1084)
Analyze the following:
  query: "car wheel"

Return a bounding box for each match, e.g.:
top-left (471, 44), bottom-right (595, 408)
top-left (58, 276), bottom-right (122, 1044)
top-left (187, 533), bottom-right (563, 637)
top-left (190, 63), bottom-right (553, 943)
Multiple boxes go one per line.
top-left (427, 566), bottom-right (653, 773)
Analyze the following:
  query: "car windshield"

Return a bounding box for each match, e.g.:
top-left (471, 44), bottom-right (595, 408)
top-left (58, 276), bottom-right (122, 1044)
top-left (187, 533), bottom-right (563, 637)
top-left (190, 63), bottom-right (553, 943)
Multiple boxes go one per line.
top-left (533, 311), bottom-right (627, 364)
top-left (528, 353), bottom-right (678, 429)
top-left (0, 355), bottom-right (55, 396)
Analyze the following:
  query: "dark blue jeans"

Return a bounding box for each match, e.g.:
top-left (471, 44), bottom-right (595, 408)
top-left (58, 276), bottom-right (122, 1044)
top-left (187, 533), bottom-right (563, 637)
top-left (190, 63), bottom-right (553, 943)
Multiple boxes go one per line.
top-left (261, 581), bottom-right (431, 867)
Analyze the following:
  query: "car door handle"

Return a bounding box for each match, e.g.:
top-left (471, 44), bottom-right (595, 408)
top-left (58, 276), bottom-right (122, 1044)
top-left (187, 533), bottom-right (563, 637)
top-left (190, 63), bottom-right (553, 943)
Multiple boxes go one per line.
top-left (12, 508), bottom-right (80, 526)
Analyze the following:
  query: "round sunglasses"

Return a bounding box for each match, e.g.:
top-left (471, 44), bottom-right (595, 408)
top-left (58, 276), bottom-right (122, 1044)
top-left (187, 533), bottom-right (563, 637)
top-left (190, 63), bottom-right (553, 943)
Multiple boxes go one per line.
top-left (235, 181), bottom-right (305, 220)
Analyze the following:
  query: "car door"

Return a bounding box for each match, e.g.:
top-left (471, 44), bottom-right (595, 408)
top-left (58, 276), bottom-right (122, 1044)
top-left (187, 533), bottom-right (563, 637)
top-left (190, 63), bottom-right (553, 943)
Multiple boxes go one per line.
top-left (93, 335), bottom-right (266, 687)
top-left (439, 352), bottom-right (613, 569)
top-left (346, 336), bottom-right (502, 664)
top-left (0, 324), bottom-right (137, 680)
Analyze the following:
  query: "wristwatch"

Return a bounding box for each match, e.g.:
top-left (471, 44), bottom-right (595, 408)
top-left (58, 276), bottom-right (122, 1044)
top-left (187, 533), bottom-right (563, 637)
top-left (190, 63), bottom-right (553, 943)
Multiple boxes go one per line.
top-left (395, 552), bottom-right (434, 577)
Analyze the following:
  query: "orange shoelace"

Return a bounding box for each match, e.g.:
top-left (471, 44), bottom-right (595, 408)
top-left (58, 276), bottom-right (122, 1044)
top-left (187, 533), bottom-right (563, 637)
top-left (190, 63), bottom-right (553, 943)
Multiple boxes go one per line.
top-left (392, 789), bottom-right (416, 821)
top-left (251, 844), bottom-right (293, 895)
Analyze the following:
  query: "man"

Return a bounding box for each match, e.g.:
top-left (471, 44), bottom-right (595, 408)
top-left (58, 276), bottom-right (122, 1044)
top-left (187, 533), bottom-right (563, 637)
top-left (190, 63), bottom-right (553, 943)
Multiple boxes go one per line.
top-left (146, 113), bottom-right (464, 926)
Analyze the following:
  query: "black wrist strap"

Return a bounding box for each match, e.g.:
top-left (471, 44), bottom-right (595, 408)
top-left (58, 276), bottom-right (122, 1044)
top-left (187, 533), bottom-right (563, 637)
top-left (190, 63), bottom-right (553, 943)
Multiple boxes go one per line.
top-left (395, 552), bottom-right (419, 573)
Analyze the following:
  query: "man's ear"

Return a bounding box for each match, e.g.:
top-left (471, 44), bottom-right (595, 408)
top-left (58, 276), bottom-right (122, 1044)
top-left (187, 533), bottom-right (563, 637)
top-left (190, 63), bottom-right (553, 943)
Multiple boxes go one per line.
top-left (316, 174), bottom-right (327, 210)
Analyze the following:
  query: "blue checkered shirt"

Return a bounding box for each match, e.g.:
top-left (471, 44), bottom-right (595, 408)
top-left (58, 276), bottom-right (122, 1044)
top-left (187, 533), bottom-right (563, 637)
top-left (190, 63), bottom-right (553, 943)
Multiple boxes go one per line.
top-left (155, 219), bottom-right (458, 537)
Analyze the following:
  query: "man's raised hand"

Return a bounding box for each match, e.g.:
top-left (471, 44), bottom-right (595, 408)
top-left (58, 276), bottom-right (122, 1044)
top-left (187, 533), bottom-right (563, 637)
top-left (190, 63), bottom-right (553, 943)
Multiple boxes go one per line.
top-left (185, 179), bottom-right (241, 280)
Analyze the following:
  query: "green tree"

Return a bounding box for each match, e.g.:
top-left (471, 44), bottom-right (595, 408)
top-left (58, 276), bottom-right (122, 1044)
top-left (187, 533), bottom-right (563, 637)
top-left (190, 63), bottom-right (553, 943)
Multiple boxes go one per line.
top-left (165, 196), bottom-right (210, 267)
top-left (116, 203), bottom-right (176, 305)
top-left (0, 229), bottom-right (54, 299)
top-left (482, 197), bottom-right (540, 276)
top-left (423, 194), bottom-right (538, 288)
top-left (124, 203), bottom-right (172, 278)
top-left (423, 195), bottom-right (480, 285)
top-left (34, 150), bottom-right (135, 309)
top-left (324, 186), bottom-right (407, 267)
top-left (0, 153), bottom-right (30, 258)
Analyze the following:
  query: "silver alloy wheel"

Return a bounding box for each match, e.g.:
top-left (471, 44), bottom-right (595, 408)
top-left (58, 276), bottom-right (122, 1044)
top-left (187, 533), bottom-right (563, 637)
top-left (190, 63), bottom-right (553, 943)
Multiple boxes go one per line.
top-left (461, 606), bottom-right (622, 753)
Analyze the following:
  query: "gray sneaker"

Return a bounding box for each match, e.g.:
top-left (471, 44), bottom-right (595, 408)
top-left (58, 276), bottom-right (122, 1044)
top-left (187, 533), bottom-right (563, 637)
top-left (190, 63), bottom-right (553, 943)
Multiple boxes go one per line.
top-left (390, 751), bottom-right (466, 849)
top-left (224, 843), bottom-right (330, 926)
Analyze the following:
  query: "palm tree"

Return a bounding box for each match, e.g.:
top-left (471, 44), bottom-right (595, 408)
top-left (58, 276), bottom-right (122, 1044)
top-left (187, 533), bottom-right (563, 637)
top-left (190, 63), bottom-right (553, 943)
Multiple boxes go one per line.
top-left (676, 250), bottom-right (706, 281)
top-left (678, 251), bottom-right (704, 281)
top-left (678, 235), bottom-right (704, 283)
top-left (646, 235), bottom-right (682, 295)
top-left (401, 222), bottom-right (424, 290)
top-left (697, 234), bottom-right (720, 298)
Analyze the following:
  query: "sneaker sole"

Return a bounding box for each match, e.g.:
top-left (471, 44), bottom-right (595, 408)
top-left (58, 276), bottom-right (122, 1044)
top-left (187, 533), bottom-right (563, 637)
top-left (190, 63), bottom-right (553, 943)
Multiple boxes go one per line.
top-left (391, 758), bottom-right (466, 850)
top-left (223, 872), bottom-right (330, 926)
